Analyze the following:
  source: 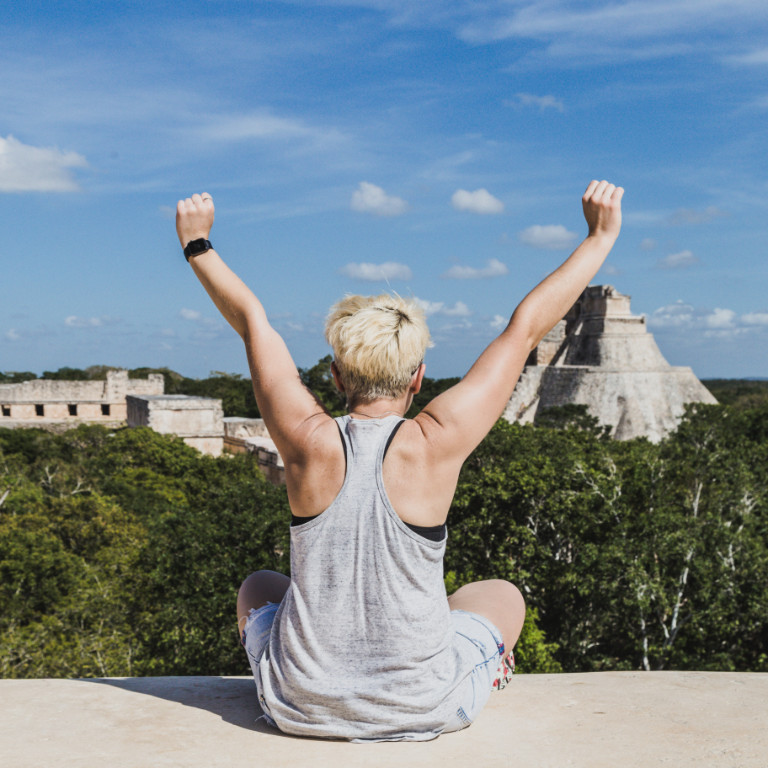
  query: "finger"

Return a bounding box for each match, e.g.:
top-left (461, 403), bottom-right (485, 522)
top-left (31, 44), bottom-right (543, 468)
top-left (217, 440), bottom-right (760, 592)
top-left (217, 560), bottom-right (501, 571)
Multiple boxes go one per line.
top-left (583, 179), bottom-right (600, 200)
top-left (601, 183), bottom-right (616, 202)
top-left (592, 180), bottom-right (610, 201)
top-left (201, 192), bottom-right (213, 204)
top-left (191, 193), bottom-right (204, 206)
top-left (611, 186), bottom-right (625, 202)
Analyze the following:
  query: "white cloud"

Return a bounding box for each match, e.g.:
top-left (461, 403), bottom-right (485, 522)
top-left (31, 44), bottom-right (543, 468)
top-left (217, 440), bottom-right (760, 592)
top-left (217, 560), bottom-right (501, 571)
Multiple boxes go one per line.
top-left (339, 261), bottom-right (413, 281)
top-left (351, 182), bottom-right (408, 217)
top-left (600, 263), bottom-right (621, 276)
top-left (519, 224), bottom-right (578, 250)
top-left (64, 315), bottom-right (105, 328)
top-left (451, 188), bottom-right (504, 215)
top-left (415, 299), bottom-right (444, 316)
top-left (5, 329), bottom-right (20, 341)
top-left (415, 298), bottom-right (472, 317)
top-left (443, 258), bottom-right (508, 279)
top-left (648, 301), bottom-right (695, 328)
top-left (705, 308), bottom-right (736, 329)
top-left (0, 135), bottom-right (87, 193)
top-left (180, 308), bottom-right (203, 321)
top-left (507, 93), bottom-right (564, 112)
top-left (443, 301), bottom-right (472, 317)
top-left (490, 314), bottom-right (508, 330)
top-left (649, 300), bottom-right (768, 341)
top-left (656, 250), bottom-right (698, 269)
top-left (640, 238), bottom-right (657, 251)
top-left (742, 312), bottom-right (768, 325)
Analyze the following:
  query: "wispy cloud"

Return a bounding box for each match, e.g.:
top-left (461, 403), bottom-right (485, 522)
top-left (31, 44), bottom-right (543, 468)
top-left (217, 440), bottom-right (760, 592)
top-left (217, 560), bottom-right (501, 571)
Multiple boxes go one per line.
top-left (451, 188), bottom-right (504, 214)
top-left (519, 224), bottom-right (578, 249)
top-left (490, 314), bottom-right (508, 330)
top-left (443, 258), bottom-right (508, 279)
top-left (667, 206), bottom-right (726, 225)
top-left (339, 261), bottom-right (413, 281)
top-left (723, 47), bottom-right (768, 65)
top-left (656, 249), bottom-right (698, 269)
top-left (350, 182), bottom-right (408, 216)
top-left (459, 1), bottom-right (767, 47)
top-left (0, 135), bottom-right (87, 192)
top-left (201, 111), bottom-right (347, 148)
top-left (180, 308), bottom-right (202, 321)
top-left (506, 93), bottom-right (564, 112)
top-left (64, 315), bottom-right (118, 328)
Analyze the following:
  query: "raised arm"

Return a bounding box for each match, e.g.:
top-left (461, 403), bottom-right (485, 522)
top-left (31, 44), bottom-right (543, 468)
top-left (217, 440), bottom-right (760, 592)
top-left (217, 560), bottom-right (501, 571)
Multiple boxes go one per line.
top-left (176, 194), bottom-right (328, 460)
top-left (417, 180), bottom-right (624, 460)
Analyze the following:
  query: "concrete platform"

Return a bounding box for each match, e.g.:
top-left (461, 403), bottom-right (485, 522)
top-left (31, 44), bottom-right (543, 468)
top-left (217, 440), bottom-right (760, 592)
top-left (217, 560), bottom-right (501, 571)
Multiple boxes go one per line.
top-left (2, 673), bottom-right (767, 767)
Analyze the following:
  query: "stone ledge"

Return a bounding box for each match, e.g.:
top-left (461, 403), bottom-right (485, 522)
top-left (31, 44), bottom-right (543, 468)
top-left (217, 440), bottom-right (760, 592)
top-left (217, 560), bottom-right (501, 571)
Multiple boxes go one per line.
top-left (2, 672), bottom-right (766, 767)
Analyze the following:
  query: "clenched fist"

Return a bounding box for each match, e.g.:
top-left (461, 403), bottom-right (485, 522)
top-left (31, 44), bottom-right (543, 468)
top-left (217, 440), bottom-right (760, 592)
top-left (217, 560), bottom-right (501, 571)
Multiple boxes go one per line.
top-left (176, 193), bottom-right (215, 248)
top-left (582, 180), bottom-right (623, 241)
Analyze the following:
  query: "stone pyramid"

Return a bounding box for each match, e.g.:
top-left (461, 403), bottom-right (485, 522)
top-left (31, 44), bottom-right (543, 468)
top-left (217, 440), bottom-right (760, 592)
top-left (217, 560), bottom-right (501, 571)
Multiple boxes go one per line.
top-left (503, 285), bottom-right (717, 441)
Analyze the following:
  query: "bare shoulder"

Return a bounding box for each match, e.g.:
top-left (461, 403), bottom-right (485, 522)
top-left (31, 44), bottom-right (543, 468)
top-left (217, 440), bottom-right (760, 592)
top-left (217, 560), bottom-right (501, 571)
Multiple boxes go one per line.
top-left (382, 417), bottom-right (464, 527)
top-left (283, 413), bottom-right (346, 518)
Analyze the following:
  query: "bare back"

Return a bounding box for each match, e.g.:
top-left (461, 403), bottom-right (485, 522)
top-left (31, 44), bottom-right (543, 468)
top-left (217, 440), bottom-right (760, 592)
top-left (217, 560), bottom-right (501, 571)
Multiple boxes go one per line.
top-left (285, 415), bottom-right (462, 528)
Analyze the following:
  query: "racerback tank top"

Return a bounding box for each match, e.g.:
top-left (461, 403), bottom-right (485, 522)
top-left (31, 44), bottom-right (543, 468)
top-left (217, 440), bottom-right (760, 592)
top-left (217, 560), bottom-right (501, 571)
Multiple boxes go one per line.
top-left (258, 414), bottom-right (468, 741)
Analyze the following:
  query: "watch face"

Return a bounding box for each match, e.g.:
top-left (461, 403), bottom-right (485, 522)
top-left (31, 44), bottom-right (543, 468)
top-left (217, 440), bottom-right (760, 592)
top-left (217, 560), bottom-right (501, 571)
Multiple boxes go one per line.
top-left (189, 239), bottom-right (209, 254)
top-left (184, 239), bottom-right (211, 261)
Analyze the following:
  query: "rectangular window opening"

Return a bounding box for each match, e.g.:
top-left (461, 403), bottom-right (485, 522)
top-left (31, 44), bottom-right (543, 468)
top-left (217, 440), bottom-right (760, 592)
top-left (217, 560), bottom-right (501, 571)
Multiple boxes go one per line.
top-left (68, 404), bottom-right (78, 416)
top-left (101, 403), bottom-right (110, 416)
top-left (1, 405), bottom-right (10, 417)
top-left (35, 404), bottom-right (45, 417)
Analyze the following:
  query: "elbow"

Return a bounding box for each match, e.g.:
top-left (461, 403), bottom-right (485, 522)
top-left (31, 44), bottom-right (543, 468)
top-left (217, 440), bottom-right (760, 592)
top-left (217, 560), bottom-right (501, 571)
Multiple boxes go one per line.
top-left (507, 307), bottom-right (539, 353)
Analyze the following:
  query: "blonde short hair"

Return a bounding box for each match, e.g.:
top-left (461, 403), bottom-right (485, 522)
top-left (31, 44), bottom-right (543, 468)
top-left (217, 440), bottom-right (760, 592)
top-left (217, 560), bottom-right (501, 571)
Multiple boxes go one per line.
top-left (325, 294), bottom-right (432, 404)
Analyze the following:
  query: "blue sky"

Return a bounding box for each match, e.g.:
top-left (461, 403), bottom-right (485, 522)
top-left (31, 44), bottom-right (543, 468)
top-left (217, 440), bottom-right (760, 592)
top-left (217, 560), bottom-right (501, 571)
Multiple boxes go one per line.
top-left (2, 0), bottom-right (767, 380)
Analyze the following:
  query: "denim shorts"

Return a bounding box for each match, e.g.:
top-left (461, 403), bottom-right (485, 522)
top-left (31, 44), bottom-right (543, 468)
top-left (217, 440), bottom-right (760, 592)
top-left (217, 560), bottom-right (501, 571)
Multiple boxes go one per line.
top-left (241, 603), bottom-right (507, 734)
top-left (441, 610), bottom-right (507, 733)
top-left (241, 601), bottom-right (280, 728)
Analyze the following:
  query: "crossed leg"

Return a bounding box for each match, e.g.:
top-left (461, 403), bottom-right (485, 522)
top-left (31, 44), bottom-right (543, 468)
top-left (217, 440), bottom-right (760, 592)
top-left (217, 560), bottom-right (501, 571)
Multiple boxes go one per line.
top-left (236, 570), bottom-right (291, 637)
top-left (447, 579), bottom-right (526, 653)
top-left (237, 573), bottom-right (525, 657)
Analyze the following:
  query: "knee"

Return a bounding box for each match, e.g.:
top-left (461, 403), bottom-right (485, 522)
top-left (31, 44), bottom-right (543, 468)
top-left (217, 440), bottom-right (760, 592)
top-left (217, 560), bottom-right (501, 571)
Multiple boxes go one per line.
top-left (238, 572), bottom-right (262, 592)
top-left (489, 579), bottom-right (526, 610)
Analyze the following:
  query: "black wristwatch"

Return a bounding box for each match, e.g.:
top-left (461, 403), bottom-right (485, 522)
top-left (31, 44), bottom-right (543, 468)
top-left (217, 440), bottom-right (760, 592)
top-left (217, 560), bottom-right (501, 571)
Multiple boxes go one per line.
top-left (183, 238), bottom-right (213, 262)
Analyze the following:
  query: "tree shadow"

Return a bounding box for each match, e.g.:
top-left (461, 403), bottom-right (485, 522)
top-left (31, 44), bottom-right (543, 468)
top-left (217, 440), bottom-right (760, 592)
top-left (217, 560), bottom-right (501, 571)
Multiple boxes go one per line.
top-left (81, 676), bottom-right (296, 736)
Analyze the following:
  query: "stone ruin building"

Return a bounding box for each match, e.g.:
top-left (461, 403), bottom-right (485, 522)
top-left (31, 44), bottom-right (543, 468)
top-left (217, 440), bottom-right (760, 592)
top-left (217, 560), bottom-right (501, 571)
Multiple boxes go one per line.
top-left (0, 368), bottom-right (283, 476)
top-left (502, 284), bottom-right (717, 441)
top-left (0, 370), bottom-right (164, 425)
top-left (127, 394), bottom-right (225, 457)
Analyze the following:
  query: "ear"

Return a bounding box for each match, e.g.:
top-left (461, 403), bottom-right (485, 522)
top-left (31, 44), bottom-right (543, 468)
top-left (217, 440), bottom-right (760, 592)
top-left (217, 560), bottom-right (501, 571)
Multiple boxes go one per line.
top-left (410, 363), bottom-right (426, 395)
top-left (330, 360), bottom-right (345, 393)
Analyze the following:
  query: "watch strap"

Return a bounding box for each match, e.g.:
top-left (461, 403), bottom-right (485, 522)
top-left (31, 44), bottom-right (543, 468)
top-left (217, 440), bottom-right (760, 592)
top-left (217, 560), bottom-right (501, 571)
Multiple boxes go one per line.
top-left (183, 238), bottom-right (213, 261)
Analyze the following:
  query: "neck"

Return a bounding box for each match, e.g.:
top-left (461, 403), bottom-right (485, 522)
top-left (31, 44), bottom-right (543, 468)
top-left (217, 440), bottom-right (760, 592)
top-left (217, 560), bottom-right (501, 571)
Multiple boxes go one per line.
top-left (348, 407), bottom-right (403, 420)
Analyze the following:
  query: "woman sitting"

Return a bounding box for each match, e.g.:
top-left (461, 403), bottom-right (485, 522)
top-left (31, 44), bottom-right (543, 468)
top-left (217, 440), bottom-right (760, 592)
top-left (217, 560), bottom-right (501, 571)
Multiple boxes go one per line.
top-left (175, 179), bottom-right (623, 741)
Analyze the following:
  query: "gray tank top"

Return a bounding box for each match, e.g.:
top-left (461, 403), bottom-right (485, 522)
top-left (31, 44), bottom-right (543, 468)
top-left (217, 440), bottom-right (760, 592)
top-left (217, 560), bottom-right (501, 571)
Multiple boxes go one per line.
top-left (259, 414), bottom-right (468, 741)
